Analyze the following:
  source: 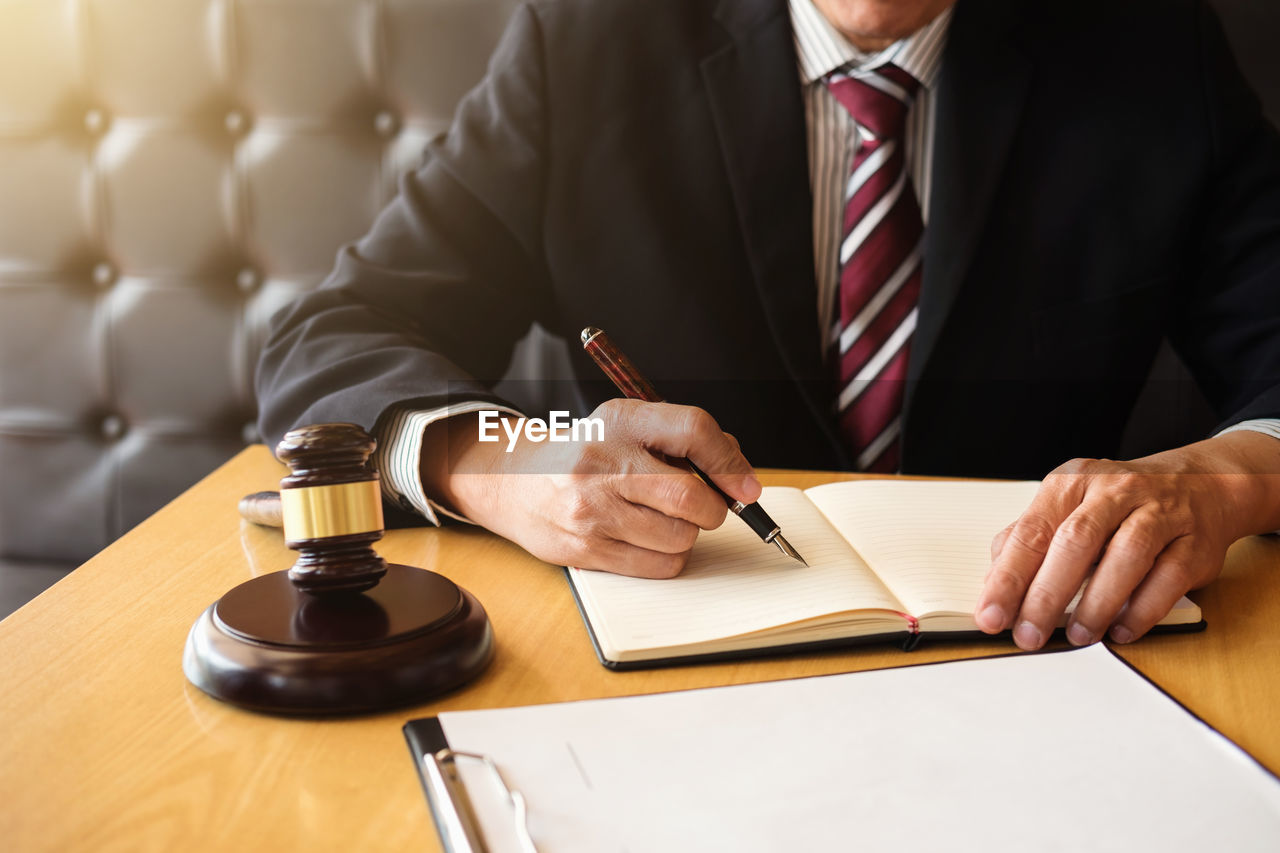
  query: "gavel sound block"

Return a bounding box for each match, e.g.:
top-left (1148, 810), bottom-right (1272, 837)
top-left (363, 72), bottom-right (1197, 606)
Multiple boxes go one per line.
top-left (182, 423), bottom-right (493, 715)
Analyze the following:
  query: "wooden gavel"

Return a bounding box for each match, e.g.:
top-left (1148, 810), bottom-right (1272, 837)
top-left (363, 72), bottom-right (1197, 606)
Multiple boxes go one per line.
top-left (183, 422), bottom-right (494, 715)
top-left (237, 423), bottom-right (386, 594)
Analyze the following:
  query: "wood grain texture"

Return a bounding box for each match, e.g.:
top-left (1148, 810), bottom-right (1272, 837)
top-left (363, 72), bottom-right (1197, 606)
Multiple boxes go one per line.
top-left (1, 449), bottom-right (1277, 852)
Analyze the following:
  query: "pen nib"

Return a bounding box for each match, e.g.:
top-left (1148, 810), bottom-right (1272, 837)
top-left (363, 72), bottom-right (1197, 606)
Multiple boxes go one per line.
top-left (772, 534), bottom-right (808, 567)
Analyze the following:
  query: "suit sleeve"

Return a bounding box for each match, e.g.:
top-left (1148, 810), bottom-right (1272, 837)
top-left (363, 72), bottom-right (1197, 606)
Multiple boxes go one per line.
top-left (1172, 0), bottom-right (1280, 431)
top-left (254, 3), bottom-right (554, 448)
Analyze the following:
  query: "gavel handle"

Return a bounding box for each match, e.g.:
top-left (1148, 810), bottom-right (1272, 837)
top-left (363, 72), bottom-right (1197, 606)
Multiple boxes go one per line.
top-left (239, 491), bottom-right (283, 527)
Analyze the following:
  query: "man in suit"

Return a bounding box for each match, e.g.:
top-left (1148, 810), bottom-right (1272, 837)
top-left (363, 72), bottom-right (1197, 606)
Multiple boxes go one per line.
top-left (257, 0), bottom-right (1280, 650)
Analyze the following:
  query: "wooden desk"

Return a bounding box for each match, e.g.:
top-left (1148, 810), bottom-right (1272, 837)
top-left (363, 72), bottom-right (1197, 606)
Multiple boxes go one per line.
top-left (2, 446), bottom-right (1278, 852)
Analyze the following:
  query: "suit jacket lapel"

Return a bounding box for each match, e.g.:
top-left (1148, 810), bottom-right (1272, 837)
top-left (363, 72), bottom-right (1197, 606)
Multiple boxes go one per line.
top-left (911, 0), bottom-right (1031, 391)
top-left (701, 0), bottom-right (849, 464)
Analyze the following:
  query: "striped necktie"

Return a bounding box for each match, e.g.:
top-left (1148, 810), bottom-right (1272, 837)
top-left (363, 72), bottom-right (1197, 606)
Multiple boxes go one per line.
top-left (825, 64), bottom-right (923, 473)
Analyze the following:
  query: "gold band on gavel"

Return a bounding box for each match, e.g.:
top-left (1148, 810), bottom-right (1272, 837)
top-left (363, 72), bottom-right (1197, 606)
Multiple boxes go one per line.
top-left (280, 481), bottom-right (385, 541)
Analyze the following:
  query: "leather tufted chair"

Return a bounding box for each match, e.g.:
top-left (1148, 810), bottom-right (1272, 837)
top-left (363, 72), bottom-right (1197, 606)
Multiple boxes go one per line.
top-left (0, 0), bottom-right (1276, 619)
top-left (0, 0), bottom-right (521, 615)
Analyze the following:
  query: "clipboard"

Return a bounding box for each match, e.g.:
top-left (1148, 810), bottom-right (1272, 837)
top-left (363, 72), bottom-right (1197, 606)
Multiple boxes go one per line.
top-left (404, 718), bottom-right (538, 853)
top-left (402, 646), bottom-right (1280, 853)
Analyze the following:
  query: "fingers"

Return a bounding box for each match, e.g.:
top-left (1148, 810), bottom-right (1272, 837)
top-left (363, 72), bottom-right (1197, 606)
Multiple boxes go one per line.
top-left (976, 455), bottom-right (1230, 651)
top-left (989, 524), bottom-right (1012, 562)
top-left (515, 471), bottom-right (701, 578)
top-left (974, 470), bottom-right (1086, 636)
top-left (612, 464), bottom-right (729, 531)
top-left (606, 400), bottom-right (762, 504)
top-left (490, 400), bottom-right (761, 579)
top-left (567, 535), bottom-right (694, 579)
top-left (564, 425), bottom-right (728, 530)
top-left (1011, 496), bottom-right (1134, 649)
top-left (580, 485), bottom-right (705, 554)
top-left (1107, 538), bottom-right (1210, 643)
top-left (1065, 507), bottom-right (1177, 645)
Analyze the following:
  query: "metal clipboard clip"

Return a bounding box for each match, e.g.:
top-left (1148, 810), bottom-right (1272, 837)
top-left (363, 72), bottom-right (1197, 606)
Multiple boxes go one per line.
top-left (422, 748), bottom-right (538, 853)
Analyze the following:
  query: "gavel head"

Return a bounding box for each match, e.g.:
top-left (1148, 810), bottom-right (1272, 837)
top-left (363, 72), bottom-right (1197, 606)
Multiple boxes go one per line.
top-left (275, 423), bottom-right (388, 596)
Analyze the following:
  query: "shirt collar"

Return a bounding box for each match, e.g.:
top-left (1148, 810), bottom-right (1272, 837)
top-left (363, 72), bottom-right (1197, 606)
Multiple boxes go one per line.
top-left (788, 0), bottom-right (953, 89)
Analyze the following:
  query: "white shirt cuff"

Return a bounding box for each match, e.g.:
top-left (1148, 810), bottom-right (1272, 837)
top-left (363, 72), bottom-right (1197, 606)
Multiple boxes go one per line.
top-left (1214, 419), bottom-right (1280, 536)
top-left (1214, 418), bottom-right (1280, 442)
top-left (372, 401), bottom-right (524, 526)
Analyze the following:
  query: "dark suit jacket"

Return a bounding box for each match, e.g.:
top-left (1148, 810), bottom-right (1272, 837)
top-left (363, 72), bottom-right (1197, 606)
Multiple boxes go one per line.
top-left (257, 0), bottom-right (1280, 481)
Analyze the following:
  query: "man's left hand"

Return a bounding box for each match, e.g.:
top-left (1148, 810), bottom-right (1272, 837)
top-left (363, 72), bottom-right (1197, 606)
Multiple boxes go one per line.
top-left (974, 430), bottom-right (1280, 649)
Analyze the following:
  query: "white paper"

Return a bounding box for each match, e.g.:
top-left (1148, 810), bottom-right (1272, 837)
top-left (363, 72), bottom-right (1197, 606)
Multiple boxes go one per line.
top-left (440, 644), bottom-right (1280, 852)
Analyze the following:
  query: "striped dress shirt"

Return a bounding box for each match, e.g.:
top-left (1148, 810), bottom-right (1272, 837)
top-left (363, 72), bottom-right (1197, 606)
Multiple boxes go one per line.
top-left (372, 0), bottom-right (1280, 523)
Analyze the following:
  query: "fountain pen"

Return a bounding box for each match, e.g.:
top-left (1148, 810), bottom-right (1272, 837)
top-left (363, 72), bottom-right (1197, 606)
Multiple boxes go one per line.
top-left (581, 326), bottom-right (808, 567)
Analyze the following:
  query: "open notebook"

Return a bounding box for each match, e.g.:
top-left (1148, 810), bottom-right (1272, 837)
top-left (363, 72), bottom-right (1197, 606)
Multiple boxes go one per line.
top-left (566, 479), bottom-right (1204, 668)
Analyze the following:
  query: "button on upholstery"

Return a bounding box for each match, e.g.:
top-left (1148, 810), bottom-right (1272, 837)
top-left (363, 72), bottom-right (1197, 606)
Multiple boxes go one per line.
top-left (373, 110), bottom-right (399, 138)
top-left (225, 109), bottom-right (249, 136)
top-left (236, 268), bottom-right (259, 293)
top-left (92, 262), bottom-right (116, 288)
top-left (84, 108), bottom-right (109, 136)
top-left (100, 414), bottom-right (126, 442)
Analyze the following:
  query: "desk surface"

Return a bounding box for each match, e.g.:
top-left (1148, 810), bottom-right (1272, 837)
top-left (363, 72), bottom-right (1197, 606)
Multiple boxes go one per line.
top-left (2, 446), bottom-right (1278, 852)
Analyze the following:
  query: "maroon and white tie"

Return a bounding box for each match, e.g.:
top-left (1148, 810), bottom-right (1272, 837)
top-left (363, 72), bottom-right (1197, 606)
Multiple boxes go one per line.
top-left (825, 64), bottom-right (923, 473)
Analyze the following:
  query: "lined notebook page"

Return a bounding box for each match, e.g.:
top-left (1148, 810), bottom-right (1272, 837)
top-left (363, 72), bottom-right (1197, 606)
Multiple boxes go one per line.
top-left (569, 487), bottom-right (905, 654)
top-left (805, 479), bottom-right (1041, 617)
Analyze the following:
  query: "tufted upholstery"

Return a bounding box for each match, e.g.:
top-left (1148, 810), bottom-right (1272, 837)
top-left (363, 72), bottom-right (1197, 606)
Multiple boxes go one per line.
top-left (0, 0), bottom-right (1276, 619)
top-left (0, 0), bottom-right (519, 575)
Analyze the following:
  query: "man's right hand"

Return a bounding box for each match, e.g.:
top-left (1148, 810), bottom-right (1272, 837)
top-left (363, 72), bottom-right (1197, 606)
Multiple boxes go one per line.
top-left (419, 399), bottom-right (762, 578)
